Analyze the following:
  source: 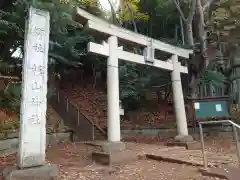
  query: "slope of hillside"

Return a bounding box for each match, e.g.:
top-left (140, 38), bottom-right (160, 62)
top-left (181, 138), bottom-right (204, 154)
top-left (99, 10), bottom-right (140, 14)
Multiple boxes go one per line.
top-left (0, 105), bottom-right (68, 139)
top-left (61, 84), bottom-right (107, 130)
top-left (60, 83), bottom-right (177, 131)
top-left (46, 105), bottom-right (69, 133)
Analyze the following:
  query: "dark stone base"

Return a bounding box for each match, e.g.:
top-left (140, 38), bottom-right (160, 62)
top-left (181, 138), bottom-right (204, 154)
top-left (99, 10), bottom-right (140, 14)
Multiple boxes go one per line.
top-left (174, 135), bottom-right (194, 142)
top-left (101, 141), bottom-right (126, 153)
top-left (3, 164), bottom-right (58, 180)
top-left (92, 152), bottom-right (111, 166)
top-left (91, 141), bottom-right (130, 166)
top-left (165, 135), bottom-right (200, 150)
top-left (92, 151), bottom-right (142, 166)
top-left (166, 140), bottom-right (201, 150)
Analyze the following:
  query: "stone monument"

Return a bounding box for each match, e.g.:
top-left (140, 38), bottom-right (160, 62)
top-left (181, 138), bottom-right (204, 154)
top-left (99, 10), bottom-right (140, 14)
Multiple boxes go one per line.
top-left (3, 6), bottom-right (58, 180)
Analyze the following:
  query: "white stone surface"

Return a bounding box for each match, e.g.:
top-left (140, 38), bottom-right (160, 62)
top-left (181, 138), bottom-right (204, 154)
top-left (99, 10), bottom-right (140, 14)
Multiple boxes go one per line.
top-left (119, 100), bottom-right (124, 116)
top-left (119, 108), bottom-right (124, 116)
top-left (171, 55), bottom-right (189, 136)
top-left (107, 36), bottom-right (121, 142)
top-left (75, 7), bottom-right (193, 58)
top-left (18, 7), bottom-right (50, 168)
top-left (75, 7), bottom-right (193, 142)
top-left (87, 42), bottom-right (188, 73)
top-left (143, 45), bottom-right (155, 64)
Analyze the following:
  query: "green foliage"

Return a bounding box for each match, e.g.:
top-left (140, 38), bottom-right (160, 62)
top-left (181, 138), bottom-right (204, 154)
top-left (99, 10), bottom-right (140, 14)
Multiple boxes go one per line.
top-left (0, 0), bottom-right (97, 69)
top-left (0, 117), bottom-right (19, 138)
top-left (155, 0), bottom-right (178, 19)
top-left (201, 69), bottom-right (226, 87)
top-left (0, 0), bottom-right (103, 112)
top-left (0, 80), bottom-right (57, 115)
top-left (200, 59), bottom-right (227, 87)
top-left (0, 82), bottom-right (21, 115)
top-left (119, 0), bottom-right (149, 21)
top-left (0, 0), bottom-right (235, 110)
top-left (119, 60), bottom-right (170, 109)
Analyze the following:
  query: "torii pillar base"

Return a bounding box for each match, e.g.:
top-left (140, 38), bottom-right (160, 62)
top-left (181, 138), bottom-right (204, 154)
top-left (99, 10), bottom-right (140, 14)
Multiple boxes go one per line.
top-left (92, 141), bottom-right (127, 166)
top-left (166, 135), bottom-right (200, 150)
top-left (102, 141), bottom-right (126, 153)
top-left (174, 134), bottom-right (194, 142)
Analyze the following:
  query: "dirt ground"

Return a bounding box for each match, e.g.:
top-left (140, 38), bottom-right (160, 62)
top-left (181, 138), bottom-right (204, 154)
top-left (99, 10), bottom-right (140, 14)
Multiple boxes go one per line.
top-left (53, 140), bottom-right (228, 180)
top-left (59, 160), bottom-right (223, 180)
top-left (0, 136), bottom-right (236, 180)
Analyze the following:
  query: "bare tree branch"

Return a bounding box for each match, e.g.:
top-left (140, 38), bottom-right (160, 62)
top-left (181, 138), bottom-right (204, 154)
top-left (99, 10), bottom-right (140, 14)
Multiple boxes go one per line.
top-left (125, 2), bottom-right (138, 32)
top-left (172, 0), bottom-right (197, 23)
top-left (196, 0), bottom-right (205, 27)
top-left (107, 0), bottom-right (119, 24)
top-left (172, 0), bottom-right (187, 21)
top-left (187, 0), bottom-right (197, 23)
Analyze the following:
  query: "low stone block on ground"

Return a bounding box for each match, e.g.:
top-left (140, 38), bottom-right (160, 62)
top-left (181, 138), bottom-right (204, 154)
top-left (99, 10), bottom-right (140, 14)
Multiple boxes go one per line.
top-left (166, 140), bottom-right (201, 150)
top-left (92, 150), bottom-right (143, 166)
top-left (3, 164), bottom-right (58, 180)
top-left (0, 132), bottom-right (71, 156)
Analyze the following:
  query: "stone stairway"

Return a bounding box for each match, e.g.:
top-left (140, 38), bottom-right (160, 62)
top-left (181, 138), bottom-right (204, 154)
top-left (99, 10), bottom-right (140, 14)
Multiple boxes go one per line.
top-left (50, 88), bottom-right (106, 141)
top-left (61, 85), bottom-right (107, 131)
top-left (59, 83), bottom-right (178, 131)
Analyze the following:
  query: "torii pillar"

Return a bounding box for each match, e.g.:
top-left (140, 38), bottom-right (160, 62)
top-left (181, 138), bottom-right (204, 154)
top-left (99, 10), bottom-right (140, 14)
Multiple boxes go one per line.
top-left (171, 55), bottom-right (193, 142)
top-left (102, 36), bottom-right (126, 152)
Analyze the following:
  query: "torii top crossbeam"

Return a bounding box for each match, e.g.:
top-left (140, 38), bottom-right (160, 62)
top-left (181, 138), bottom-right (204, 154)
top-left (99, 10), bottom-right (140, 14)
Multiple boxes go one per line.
top-left (74, 7), bottom-right (193, 74)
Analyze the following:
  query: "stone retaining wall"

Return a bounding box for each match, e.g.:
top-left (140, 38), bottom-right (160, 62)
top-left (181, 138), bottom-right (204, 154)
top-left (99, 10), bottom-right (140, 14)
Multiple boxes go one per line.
top-left (121, 126), bottom-right (237, 137)
top-left (0, 132), bottom-right (72, 155)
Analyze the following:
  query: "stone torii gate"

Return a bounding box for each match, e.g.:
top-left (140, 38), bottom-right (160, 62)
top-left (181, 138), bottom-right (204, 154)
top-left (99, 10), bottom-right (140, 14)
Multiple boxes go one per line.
top-left (74, 8), bottom-right (193, 151)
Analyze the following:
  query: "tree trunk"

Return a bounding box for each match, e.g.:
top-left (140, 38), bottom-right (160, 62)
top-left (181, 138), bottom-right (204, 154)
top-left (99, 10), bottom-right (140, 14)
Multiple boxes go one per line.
top-left (196, 0), bottom-right (208, 68)
top-left (185, 20), bottom-right (200, 98)
top-left (189, 74), bottom-right (200, 98)
top-left (185, 23), bottom-right (194, 48)
top-left (187, 0), bottom-right (209, 98)
top-left (180, 16), bottom-right (185, 45)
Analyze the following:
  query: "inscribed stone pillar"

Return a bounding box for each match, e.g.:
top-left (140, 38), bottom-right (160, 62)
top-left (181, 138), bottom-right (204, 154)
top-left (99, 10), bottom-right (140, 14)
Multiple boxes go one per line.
top-left (18, 7), bottom-right (50, 168)
top-left (171, 54), bottom-right (193, 142)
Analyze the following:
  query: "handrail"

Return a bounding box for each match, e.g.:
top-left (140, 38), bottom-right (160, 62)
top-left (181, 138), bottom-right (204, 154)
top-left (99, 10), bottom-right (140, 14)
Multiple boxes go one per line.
top-left (199, 120), bottom-right (240, 169)
top-left (55, 90), bottom-right (106, 136)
